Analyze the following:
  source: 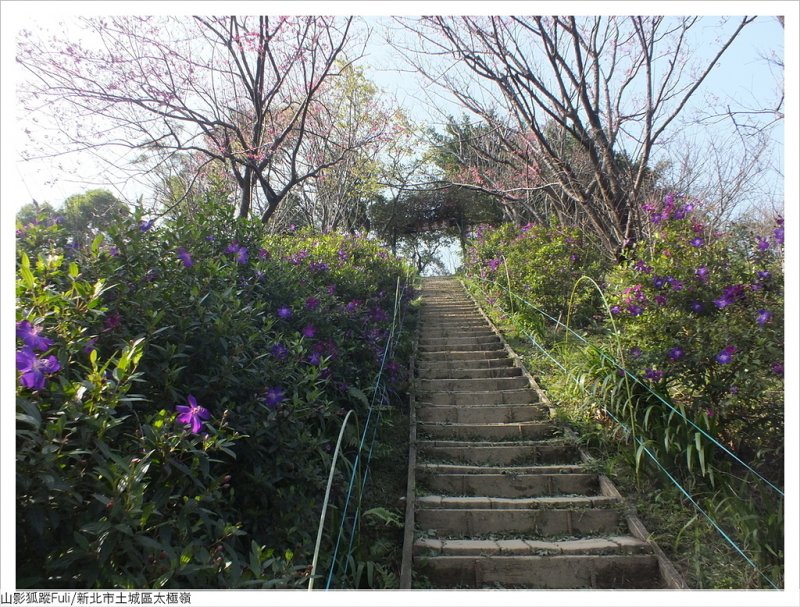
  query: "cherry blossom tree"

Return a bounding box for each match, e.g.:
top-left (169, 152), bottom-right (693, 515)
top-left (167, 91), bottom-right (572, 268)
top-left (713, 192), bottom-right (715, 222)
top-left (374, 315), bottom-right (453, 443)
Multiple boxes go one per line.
top-left (17, 15), bottom-right (372, 223)
top-left (394, 16), bottom-right (756, 257)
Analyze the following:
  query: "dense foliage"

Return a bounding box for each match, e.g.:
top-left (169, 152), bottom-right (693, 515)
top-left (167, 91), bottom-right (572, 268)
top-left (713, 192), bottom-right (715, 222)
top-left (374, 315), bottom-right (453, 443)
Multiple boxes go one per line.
top-left (15, 199), bottom-right (415, 588)
top-left (462, 196), bottom-right (784, 586)
top-left (464, 221), bottom-right (610, 327)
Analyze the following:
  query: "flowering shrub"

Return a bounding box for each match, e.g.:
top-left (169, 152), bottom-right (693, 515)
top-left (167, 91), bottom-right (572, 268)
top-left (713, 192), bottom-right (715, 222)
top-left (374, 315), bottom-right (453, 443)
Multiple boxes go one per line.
top-left (16, 198), bottom-right (414, 588)
top-left (604, 195), bottom-right (784, 479)
top-left (463, 222), bottom-right (609, 327)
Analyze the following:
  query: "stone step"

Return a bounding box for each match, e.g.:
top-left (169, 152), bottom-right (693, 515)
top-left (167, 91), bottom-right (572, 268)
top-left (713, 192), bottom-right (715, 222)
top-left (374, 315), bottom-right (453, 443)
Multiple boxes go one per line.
top-left (416, 473), bottom-right (600, 498)
top-left (416, 376), bottom-right (531, 393)
top-left (418, 342), bottom-right (505, 353)
top-left (420, 323), bottom-right (497, 337)
top-left (416, 507), bottom-right (623, 537)
top-left (418, 335), bottom-right (501, 347)
top-left (417, 441), bottom-right (581, 466)
top-left (415, 554), bottom-right (662, 589)
top-left (418, 388), bottom-right (538, 406)
top-left (414, 535), bottom-right (651, 557)
top-left (416, 357), bottom-right (514, 372)
top-left (416, 403), bottom-right (548, 424)
top-left (416, 366), bottom-right (522, 380)
top-left (416, 463), bottom-right (584, 475)
top-left (419, 306), bottom-right (479, 313)
top-left (419, 319), bottom-right (488, 327)
top-left (417, 421), bottom-right (557, 441)
top-left (417, 350), bottom-right (508, 361)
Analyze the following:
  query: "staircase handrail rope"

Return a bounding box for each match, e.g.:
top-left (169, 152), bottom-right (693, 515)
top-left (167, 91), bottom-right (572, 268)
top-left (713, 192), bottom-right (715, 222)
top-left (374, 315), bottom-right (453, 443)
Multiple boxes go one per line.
top-left (602, 407), bottom-right (781, 591)
top-left (517, 322), bottom-right (780, 590)
top-left (470, 274), bottom-right (784, 497)
top-left (323, 277), bottom-right (407, 589)
top-left (342, 386), bottom-right (388, 577)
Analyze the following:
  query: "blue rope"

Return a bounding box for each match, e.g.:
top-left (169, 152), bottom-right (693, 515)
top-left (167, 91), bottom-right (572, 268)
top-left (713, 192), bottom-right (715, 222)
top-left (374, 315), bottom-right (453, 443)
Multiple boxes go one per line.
top-left (471, 275), bottom-right (784, 498)
top-left (324, 279), bottom-right (406, 589)
top-left (602, 407), bottom-right (780, 590)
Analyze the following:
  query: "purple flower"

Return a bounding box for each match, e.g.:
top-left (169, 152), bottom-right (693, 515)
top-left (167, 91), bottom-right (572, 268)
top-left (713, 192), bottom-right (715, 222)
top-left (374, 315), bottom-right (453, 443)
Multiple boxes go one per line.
top-left (338, 249), bottom-right (348, 262)
top-left (629, 347), bottom-right (643, 359)
top-left (327, 284), bottom-right (337, 295)
top-left (175, 395), bottom-right (210, 434)
top-left (370, 307), bottom-right (389, 323)
top-left (263, 386), bottom-right (286, 409)
top-left (690, 300), bottom-right (704, 314)
top-left (667, 347), bottom-right (684, 361)
top-left (301, 324), bottom-right (316, 339)
top-left (667, 277), bottom-right (684, 291)
top-left (773, 226), bottom-right (784, 245)
top-left (16, 320), bottom-right (53, 351)
top-left (345, 300), bottom-right (361, 314)
top-left (654, 294), bottom-right (667, 306)
top-left (690, 237), bottom-right (704, 247)
top-left (225, 241), bottom-right (240, 254)
top-left (715, 345), bottom-right (737, 364)
top-left (695, 266), bottom-right (709, 282)
top-left (756, 237), bottom-right (770, 251)
top-left (653, 276), bottom-right (667, 289)
top-left (309, 261), bottom-right (329, 273)
top-left (714, 284), bottom-right (745, 309)
top-left (271, 343), bottom-right (289, 360)
top-left (16, 347), bottom-right (60, 390)
top-left (277, 306), bottom-right (293, 320)
top-left (756, 309), bottom-right (772, 327)
top-left (772, 362), bottom-right (784, 377)
top-left (306, 297), bottom-right (320, 311)
top-left (757, 270), bottom-right (771, 281)
top-left (644, 368), bottom-right (664, 382)
top-left (487, 258), bottom-right (502, 271)
top-left (176, 247), bottom-right (193, 267)
top-left (235, 246), bottom-right (249, 265)
top-left (139, 219), bottom-right (155, 232)
top-left (610, 305), bottom-right (622, 315)
top-left (627, 304), bottom-right (644, 316)
top-left (633, 260), bottom-right (652, 274)
top-left (258, 248), bottom-right (270, 260)
top-left (83, 338), bottom-right (97, 354)
top-left (307, 351), bottom-right (322, 366)
top-left (104, 312), bottom-right (122, 332)
top-left (107, 246), bottom-right (120, 257)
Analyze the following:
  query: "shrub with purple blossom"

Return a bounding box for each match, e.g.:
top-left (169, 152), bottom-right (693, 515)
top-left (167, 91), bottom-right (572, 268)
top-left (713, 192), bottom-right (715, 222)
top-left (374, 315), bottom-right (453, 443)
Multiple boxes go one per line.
top-left (604, 194), bottom-right (783, 474)
top-left (15, 195), bottom-right (415, 588)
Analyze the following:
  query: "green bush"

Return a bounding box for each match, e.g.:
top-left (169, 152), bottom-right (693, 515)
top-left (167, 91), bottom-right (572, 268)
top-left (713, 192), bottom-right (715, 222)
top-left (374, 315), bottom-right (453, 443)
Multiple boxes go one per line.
top-left (463, 222), bottom-right (609, 329)
top-left (15, 198), bottom-right (414, 588)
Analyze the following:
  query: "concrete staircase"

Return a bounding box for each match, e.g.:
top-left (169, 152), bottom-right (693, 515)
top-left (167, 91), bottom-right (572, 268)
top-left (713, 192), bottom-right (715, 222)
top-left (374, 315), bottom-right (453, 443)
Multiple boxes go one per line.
top-left (401, 276), bottom-right (682, 589)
